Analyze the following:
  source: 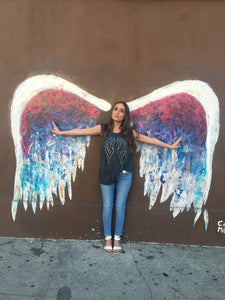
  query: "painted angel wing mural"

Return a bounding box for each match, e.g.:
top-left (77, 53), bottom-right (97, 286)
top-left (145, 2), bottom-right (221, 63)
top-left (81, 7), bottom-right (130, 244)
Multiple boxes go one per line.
top-left (128, 81), bottom-right (219, 230)
top-left (11, 75), bottom-right (219, 231)
top-left (11, 75), bottom-right (111, 220)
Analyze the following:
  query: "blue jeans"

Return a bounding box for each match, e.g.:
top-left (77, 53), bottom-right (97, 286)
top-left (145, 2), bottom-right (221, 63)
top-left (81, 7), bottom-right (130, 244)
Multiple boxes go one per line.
top-left (100, 171), bottom-right (132, 237)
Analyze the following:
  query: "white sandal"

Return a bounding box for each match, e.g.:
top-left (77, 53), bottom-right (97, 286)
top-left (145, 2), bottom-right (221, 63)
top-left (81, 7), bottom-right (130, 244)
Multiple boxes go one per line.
top-left (113, 235), bottom-right (122, 254)
top-left (104, 236), bottom-right (112, 254)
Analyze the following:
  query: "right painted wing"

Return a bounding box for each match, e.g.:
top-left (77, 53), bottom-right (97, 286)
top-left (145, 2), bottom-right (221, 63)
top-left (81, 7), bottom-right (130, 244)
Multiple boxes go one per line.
top-left (129, 80), bottom-right (219, 230)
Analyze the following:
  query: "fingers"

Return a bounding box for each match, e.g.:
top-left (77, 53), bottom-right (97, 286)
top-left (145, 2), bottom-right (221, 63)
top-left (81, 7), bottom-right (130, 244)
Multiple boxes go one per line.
top-left (52, 121), bottom-right (57, 129)
top-left (171, 137), bottom-right (182, 149)
top-left (175, 136), bottom-right (182, 147)
top-left (51, 121), bottom-right (58, 134)
top-left (51, 121), bottom-right (62, 135)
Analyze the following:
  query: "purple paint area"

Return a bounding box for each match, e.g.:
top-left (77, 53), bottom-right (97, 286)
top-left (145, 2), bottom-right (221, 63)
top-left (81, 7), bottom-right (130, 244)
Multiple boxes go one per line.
top-left (131, 93), bottom-right (207, 147)
top-left (21, 89), bottom-right (100, 156)
top-left (130, 92), bottom-right (208, 208)
top-left (17, 89), bottom-right (101, 210)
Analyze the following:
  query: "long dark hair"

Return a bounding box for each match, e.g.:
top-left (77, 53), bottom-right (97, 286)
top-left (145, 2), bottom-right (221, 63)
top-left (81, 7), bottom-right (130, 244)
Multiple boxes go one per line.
top-left (102, 101), bottom-right (136, 152)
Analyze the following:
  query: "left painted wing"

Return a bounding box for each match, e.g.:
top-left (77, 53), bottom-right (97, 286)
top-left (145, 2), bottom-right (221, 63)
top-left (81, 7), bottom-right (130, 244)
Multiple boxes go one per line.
top-left (129, 81), bottom-right (219, 230)
top-left (11, 75), bottom-right (111, 220)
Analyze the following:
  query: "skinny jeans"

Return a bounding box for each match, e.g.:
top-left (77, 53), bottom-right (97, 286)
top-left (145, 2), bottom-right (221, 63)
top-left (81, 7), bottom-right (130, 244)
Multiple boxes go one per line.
top-left (100, 171), bottom-right (132, 237)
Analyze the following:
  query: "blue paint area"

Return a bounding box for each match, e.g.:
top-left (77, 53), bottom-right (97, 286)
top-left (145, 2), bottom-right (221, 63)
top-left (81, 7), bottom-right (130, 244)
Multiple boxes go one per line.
top-left (131, 93), bottom-right (209, 226)
top-left (18, 89), bottom-right (101, 210)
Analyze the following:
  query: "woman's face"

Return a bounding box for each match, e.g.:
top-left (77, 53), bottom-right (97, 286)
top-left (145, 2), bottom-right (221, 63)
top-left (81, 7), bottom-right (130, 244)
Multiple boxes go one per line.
top-left (112, 103), bottom-right (125, 123)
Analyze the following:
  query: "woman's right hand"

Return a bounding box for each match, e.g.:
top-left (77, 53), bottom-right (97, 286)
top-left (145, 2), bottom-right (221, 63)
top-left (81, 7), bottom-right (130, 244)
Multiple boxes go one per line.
top-left (52, 121), bottom-right (62, 135)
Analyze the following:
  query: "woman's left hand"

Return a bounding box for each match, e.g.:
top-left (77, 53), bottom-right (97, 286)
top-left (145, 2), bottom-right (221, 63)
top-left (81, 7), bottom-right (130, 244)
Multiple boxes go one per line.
top-left (170, 137), bottom-right (182, 149)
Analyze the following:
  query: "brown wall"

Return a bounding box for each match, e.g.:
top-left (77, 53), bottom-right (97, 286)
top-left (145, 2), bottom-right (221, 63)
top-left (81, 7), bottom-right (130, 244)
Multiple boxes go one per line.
top-left (0, 0), bottom-right (225, 246)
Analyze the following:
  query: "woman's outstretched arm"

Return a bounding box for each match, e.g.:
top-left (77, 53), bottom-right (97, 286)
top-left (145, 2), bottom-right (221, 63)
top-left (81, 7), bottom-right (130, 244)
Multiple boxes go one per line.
top-left (133, 130), bottom-right (182, 149)
top-left (52, 121), bottom-right (101, 136)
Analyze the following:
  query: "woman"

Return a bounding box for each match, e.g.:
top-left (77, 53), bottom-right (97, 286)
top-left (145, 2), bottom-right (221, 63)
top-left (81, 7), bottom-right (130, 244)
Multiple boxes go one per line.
top-left (52, 101), bottom-right (181, 254)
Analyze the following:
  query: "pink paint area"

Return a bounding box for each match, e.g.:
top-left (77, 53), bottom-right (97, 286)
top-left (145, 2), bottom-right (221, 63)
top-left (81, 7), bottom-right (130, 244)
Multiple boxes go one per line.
top-left (20, 89), bottom-right (101, 155)
top-left (131, 93), bottom-right (207, 146)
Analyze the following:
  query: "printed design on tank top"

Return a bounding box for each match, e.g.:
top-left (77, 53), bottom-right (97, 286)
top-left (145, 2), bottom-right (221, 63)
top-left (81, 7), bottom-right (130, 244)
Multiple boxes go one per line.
top-left (104, 136), bottom-right (115, 166)
top-left (117, 137), bottom-right (128, 170)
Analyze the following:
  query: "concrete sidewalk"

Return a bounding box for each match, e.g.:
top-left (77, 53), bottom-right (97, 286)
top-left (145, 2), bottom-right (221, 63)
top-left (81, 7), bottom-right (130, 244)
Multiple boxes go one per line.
top-left (0, 237), bottom-right (224, 300)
